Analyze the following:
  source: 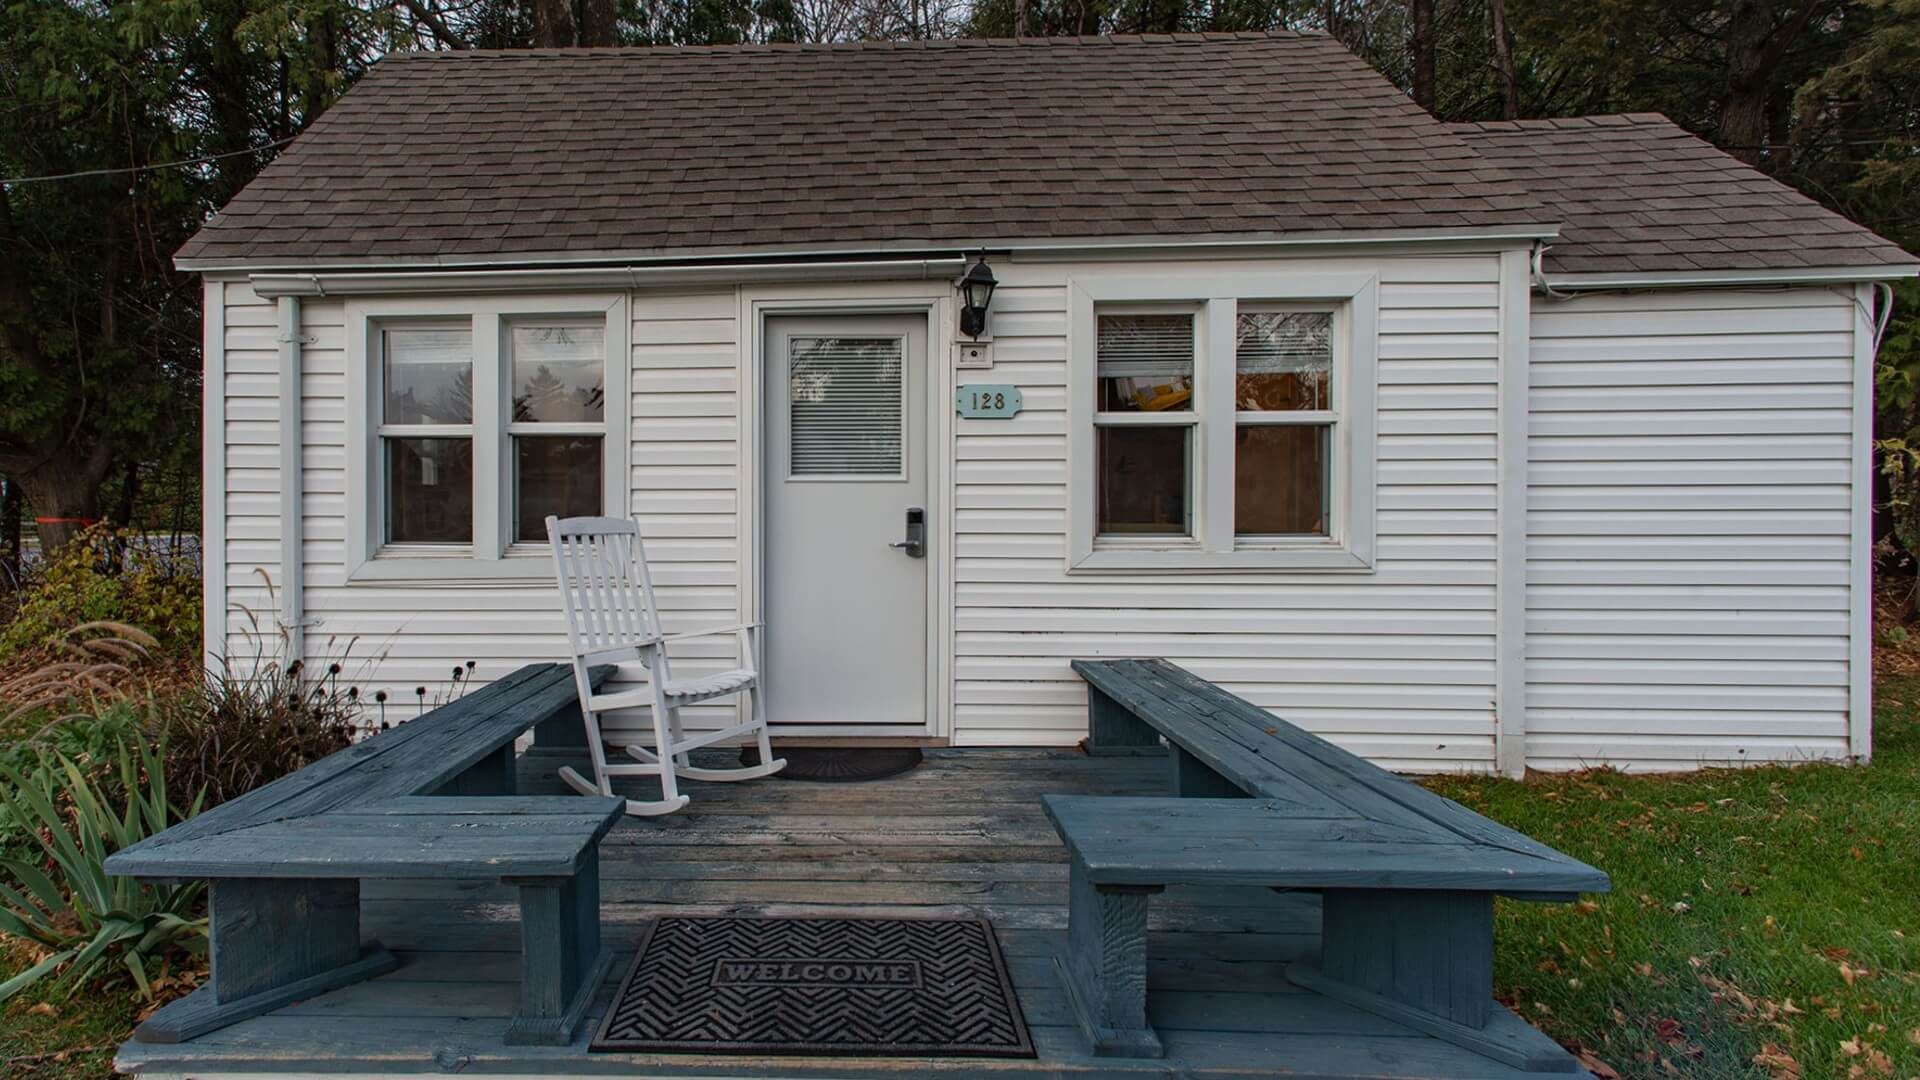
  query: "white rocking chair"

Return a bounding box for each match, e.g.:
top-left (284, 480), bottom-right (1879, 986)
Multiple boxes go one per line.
top-left (546, 515), bottom-right (785, 816)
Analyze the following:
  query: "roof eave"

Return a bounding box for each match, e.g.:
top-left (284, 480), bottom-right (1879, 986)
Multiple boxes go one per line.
top-left (176, 224), bottom-right (1562, 276)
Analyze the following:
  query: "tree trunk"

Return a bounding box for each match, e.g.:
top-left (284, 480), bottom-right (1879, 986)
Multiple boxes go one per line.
top-left (1014, 0), bottom-right (1028, 38)
top-left (1489, 0), bottom-right (1519, 119)
top-left (12, 443), bottom-right (113, 555)
top-left (532, 0), bottom-right (577, 46)
top-left (1, 477), bottom-right (20, 583)
top-left (580, 0), bottom-right (616, 45)
top-left (1410, 0), bottom-right (1436, 111)
top-left (1719, 0), bottom-right (1824, 166)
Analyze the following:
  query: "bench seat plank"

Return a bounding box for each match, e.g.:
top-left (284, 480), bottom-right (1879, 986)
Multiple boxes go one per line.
top-left (115, 664), bottom-right (611, 861)
top-left (1044, 796), bottom-right (1607, 895)
top-left (109, 799), bottom-right (624, 880)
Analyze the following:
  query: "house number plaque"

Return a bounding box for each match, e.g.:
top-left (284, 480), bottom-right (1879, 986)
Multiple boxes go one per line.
top-left (955, 385), bottom-right (1023, 419)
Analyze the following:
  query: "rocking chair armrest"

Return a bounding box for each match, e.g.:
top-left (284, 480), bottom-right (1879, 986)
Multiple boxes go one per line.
top-left (658, 622), bottom-right (762, 644)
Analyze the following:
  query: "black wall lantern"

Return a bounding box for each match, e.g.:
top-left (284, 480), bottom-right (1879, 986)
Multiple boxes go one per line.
top-left (957, 253), bottom-right (997, 339)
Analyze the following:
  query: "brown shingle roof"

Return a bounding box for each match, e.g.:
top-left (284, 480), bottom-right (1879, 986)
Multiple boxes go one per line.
top-left (177, 34), bottom-right (1554, 267)
top-left (1453, 114), bottom-right (1916, 275)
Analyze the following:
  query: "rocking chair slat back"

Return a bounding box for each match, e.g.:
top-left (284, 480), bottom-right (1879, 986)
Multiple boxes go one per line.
top-left (548, 516), bottom-right (665, 673)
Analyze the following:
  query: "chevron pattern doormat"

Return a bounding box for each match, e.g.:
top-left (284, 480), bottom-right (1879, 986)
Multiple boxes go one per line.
top-left (591, 915), bottom-right (1034, 1057)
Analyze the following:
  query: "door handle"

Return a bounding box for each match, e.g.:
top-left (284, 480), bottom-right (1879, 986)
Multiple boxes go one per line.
top-left (889, 507), bottom-right (926, 559)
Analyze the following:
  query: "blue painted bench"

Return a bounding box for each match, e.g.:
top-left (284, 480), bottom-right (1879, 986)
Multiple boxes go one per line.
top-left (106, 662), bottom-right (621, 1047)
top-left (1048, 659), bottom-right (1610, 1072)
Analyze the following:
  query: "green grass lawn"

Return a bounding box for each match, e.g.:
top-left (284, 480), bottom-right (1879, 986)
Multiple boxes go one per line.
top-left (3, 687), bottom-right (1918, 1080)
top-left (1425, 682), bottom-right (1920, 1079)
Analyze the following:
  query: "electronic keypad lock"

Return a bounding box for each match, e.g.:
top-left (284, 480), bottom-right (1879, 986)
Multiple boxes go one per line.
top-left (889, 507), bottom-right (926, 559)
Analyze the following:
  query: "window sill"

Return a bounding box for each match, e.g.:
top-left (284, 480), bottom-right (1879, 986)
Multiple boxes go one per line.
top-left (1071, 542), bottom-right (1373, 573)
top-left (347, 552), bottom-right (557, 585)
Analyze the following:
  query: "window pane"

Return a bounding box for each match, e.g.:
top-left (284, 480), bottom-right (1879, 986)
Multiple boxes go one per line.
top-left (1097, 425), bottom-right (1189, 535)
top-left (515, 436), bottom-right (603, 542)
top-left (386, 437), bottom-right (473, 543)
top-left (384, 328), bottom-right (473, 424)
top-left (512, 325), bottom-right (605, 422)
top-left (1236, 312), bottom-right (1332, 411)
top-left (1235, 424), bottom-right (1328, 536)
top-left (789, 336), bottom-right (903, 476)
top-left (1097, 314), bottom-right (1193, 412)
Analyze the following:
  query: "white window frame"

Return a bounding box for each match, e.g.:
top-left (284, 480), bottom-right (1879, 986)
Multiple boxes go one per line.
top-left (346, 293), bottom-right (631, 583)
top-left (1067, 270), bottom-right (1377, 572)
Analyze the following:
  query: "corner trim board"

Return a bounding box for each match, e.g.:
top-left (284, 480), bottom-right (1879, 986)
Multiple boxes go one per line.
top-left (277, 295), bottom-right (304, 663)
top-left (202, 280), bottom-right (227, 668)
top-left (1850, 283), bottom-right (1875, 762)
top-left (1495, 248), bottom-right (1530, 778)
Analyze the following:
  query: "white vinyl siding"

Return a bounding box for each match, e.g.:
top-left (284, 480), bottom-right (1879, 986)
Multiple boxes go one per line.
top-left (206, 260), bottom-right (1871, 775)
top-left (1524, 287), bottom-right (1863, 771)
top-left (216, 282), bottom-right (287, 662)
top-left (962, 256), bottom-right (1497, 770)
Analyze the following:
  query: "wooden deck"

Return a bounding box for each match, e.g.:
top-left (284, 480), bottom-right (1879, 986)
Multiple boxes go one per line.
top-left (116, 748), bottom-right (1575, 1079)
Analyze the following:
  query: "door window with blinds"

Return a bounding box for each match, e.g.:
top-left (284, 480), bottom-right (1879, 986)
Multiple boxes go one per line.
top-left (1070, 272), bottom-right (1377, 572)
top-left (786, 335), bottom-right (906, 479)
top-left (356, 297), bottom-right (621, 575)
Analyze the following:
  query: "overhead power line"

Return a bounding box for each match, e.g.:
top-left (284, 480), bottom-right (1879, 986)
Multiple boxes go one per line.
top-left (2, 135), bottom-right (299, 185)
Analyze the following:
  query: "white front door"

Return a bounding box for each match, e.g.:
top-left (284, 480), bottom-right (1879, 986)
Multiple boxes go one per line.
top-left (763, 315), bottom-right (929, 732)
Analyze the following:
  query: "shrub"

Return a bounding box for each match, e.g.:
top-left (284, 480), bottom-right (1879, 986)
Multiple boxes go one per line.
top-left (169, 651), bottom-right (366, 810)
top-left (0, 526), bottom-right (199, 662)
top-left (0, 737), bottom-right (205, 1005)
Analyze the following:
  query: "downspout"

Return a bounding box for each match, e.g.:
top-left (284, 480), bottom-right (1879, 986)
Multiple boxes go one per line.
top-left (277, 295), bottom-right (307, 666)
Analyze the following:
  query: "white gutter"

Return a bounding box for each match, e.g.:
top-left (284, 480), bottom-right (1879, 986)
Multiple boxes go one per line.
top-left (1536, 263), bottom-right (1920, 291)
top-left (190, 224), bottom-right (1561, 278)
top-left (277, 296), bottom-right (307, 665)
top-left (247, 258), bottom-right (964, 298)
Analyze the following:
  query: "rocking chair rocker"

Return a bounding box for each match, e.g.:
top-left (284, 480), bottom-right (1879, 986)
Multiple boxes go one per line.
top-left (546, 515), bottom-right (785, 816)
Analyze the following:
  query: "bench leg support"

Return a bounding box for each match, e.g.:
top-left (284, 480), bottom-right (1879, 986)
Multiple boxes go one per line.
top-left (1289, 889), bottom-right (1577, 1073)
top-left (134, 878), bottom-right (398, 1044)
top-left (505, 848), bottom-right (610, 1046)
top-left (1056, 860), bottom-right (1164, 1058)
top-left (1169, 745), bottom-right (1246, 797)
top-left (1084, 686), bottom-right (1164, 756)
top-left (437, 742), bottom-right (518, 796)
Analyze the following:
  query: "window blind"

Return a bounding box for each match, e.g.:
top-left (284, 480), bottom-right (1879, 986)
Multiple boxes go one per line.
top-left (788, 336), bottom-right (904, 476)
top-left (1236, 312), bottom-right (1332, 374)
top-left (1097, 314), bottom-right (1195, 379)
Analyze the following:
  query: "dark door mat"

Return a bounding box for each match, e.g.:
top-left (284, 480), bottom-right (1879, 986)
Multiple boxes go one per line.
top-left (592, 915), bottom-right (1034, 1058)
top-left (740, 745), bottom-right (923, 782)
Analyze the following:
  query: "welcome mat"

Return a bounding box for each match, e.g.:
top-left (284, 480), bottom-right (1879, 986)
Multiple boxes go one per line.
top-left (592, 915), bottom-right (1034, 1058)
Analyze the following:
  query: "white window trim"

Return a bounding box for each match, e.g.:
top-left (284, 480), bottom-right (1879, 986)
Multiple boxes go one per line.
top-left (345, 293), bottom-right (631, 584)
top-left (1067, 270), bottom-right (1378, 573)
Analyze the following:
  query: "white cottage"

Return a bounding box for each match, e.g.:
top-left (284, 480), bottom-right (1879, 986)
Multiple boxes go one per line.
top-left (181, 34), bottom-right (1917, 776)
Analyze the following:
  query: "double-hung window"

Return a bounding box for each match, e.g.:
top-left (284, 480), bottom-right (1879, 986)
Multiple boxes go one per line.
top-left (1068, 272), bottom-right (1377, 571)
top-left (349, 295), bottom-right (628, 580)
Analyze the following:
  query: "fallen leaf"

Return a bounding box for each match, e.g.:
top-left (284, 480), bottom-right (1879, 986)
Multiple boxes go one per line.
top-left (1575, 1048), bottom-right (1621, 1079)
top-left (1673, 901), bottom-right (1692, 914)
top-left (1752, 1043), bottom-right (1801, 1080)
top-left (26, 1003), bottom-right (56, 1018)
top-left (1656, 1018), bottom-right (1686, 1045)
top-left (1575, 899), bottom-right (1600, 914)
top-left (1841, 1037), bottom-right (1864, 1057)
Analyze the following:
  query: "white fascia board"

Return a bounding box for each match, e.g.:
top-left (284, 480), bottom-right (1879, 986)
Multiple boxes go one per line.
top-left (181, 224), bottom-right (1561, 278)
top-left (1541, 264), bottom-right (1920, 290)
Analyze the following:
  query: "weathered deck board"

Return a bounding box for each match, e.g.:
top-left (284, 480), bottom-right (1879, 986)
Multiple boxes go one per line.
top-left (117, 748), bottom-right (1578, 1080)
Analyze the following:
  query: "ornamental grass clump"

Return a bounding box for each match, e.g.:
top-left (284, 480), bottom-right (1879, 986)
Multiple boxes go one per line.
top-left (0, 736), bottom-right (205, 1005)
